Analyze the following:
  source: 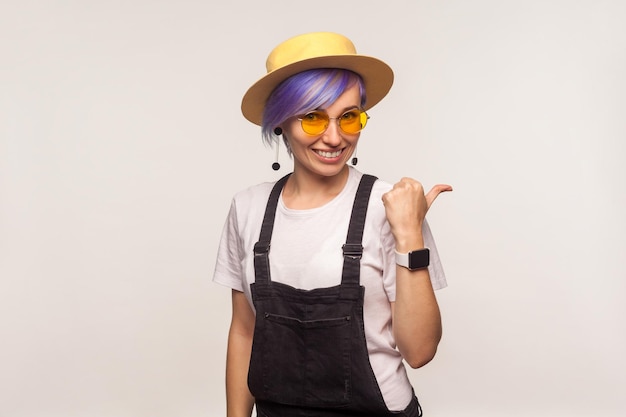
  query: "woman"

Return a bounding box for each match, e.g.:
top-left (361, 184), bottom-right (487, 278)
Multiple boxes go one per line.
top-left (213, 32), bottom-right (452, 417)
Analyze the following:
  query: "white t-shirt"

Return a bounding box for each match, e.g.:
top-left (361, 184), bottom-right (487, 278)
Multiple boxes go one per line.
top-left (213, 166), bottom-right (447, 411)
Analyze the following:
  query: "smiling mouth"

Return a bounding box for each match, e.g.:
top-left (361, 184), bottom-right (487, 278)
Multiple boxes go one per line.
top-left (314, 149), bottom-right (343, 158)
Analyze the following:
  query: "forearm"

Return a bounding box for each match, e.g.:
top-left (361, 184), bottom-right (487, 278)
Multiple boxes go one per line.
top-left (226, 328), bottom-right (255, 417)
top-left (226, 290), bottom-right (256, 417)
top-left (392, 233), bottom-right (442, 369)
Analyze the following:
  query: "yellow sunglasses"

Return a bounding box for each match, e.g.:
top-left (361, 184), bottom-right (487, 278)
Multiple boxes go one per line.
top-left (297, 108), bottom-right (369, 135)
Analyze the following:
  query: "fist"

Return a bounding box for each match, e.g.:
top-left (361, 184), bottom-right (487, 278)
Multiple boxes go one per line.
top-left (382, 178), bottom-right (452, 248)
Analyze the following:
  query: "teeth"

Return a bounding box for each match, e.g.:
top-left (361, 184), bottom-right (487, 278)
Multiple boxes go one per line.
top-left (316, 150), bottom-right (342, 158)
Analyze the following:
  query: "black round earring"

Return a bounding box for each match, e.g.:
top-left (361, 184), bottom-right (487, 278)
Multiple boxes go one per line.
top-left (273, 127), bottom-right (283, 136)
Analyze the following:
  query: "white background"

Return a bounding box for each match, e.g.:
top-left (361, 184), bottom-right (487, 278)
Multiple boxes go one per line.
top-left (1, 1), bottom-right (625, 416)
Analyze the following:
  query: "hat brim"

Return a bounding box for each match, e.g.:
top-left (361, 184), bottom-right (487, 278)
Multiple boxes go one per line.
top-left (241, 55), bottom-right (394, 125)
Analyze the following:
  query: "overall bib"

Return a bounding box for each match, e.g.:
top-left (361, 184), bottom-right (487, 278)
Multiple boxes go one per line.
top-left (248, 174), bottom-right (422, 417)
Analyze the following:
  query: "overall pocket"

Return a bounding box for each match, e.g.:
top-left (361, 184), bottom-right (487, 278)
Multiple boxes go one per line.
top-left (249, 312), bottom-right (352, 407)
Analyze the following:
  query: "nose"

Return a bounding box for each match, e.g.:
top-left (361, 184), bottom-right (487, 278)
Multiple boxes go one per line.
top-left (321, 119), bottom-right (342, 147)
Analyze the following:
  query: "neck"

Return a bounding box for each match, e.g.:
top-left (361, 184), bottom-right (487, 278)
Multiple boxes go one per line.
top-left (282, 165), bottom-right (350, 210)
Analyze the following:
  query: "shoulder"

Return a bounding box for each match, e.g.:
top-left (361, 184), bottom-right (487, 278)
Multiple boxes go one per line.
top-left (348, 166), bottom-right (392, 193)
top-left (226, 177), bottom-right (286, 232)
top-left (231, 177), bottom-right (282, 209)
top-left (348, 166), bottom-right (392, 205)
top-left (347, 167), bottom-right (391, 229)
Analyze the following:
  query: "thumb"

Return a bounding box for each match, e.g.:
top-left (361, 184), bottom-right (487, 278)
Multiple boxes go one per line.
top-left (425, 184), bottom-right (453, 209)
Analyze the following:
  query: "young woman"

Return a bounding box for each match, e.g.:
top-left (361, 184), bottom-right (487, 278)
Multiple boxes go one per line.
top-left (213, 32), bottom-right (452, 417)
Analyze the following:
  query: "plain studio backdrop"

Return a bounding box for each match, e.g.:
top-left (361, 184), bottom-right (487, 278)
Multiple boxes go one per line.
top-left (1, 1), bottom-right (625, 416)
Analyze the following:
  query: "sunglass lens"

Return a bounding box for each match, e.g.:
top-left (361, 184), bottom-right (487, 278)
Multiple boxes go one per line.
top-left (301, 112), bottom-right (328, 135)
top-left (339, 110), bottom-right (367, 134)
top-left (339, 109), bottom-right (361, 133)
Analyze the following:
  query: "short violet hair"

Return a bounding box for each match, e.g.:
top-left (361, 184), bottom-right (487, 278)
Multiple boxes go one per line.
top-left (261, 69), bottom-right (366, 150)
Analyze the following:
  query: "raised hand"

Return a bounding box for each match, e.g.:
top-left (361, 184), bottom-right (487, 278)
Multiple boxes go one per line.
top-left (382, 178), bottom-right (452, 249)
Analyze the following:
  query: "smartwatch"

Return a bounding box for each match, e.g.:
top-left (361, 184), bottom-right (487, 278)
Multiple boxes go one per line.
top-left (395, 248), bottom-right (430, 271)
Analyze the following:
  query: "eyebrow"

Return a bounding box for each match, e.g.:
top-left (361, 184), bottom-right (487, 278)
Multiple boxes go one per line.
top-left (310, 105), bottom-right (360, 115)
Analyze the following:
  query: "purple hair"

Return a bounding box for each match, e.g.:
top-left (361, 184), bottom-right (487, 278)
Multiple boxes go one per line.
top-left (261, 69), bottom-right (366, 150)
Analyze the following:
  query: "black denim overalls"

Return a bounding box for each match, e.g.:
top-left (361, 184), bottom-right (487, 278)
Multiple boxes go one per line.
top-left (248, 173), bottom-right (422, 417)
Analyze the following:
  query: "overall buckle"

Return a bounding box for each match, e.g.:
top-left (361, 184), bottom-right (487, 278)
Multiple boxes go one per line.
top-left (342, 244), bottom-right (363, 260)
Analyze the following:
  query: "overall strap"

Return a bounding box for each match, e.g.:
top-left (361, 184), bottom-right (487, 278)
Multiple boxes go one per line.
top-left (253, 172), bottom-right (378, 287)
top-left (341, 174), bottom-right (377, 286)
top-left (253, 173), bottom-right (291, 285)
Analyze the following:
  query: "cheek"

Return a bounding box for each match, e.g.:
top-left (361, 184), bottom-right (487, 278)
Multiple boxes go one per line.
top-left (283, 133), bottom-right (307, 156)
top-left (283, 119), bottom-right (301, 137)
top-left (284, 127), bottom-right (315, 150)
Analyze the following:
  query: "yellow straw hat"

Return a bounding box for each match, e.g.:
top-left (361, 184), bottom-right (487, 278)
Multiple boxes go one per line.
top-left (241, 32), bottom-right (394, 125)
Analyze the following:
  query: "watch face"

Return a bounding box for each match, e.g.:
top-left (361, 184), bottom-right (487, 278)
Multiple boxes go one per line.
top-left (408, 249), bottom-right (430, 270)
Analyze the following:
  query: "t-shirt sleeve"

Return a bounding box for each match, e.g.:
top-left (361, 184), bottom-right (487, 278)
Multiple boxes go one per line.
top-left (212, 199), bottom-right (245, 292)
top-left (422, 219), bottom-right (447, 291)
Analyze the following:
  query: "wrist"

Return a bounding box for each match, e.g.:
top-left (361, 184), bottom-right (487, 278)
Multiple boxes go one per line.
top-left (394, 236), bottom-right (425, 253)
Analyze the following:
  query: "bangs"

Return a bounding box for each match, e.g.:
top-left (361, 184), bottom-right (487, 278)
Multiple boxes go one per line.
top-left (261, 69), bottom-right (366, 147)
